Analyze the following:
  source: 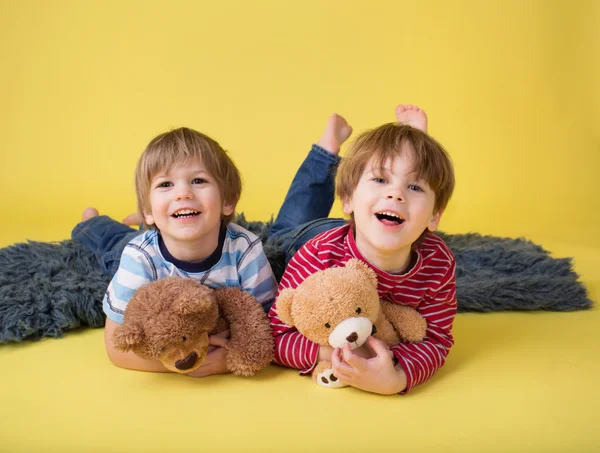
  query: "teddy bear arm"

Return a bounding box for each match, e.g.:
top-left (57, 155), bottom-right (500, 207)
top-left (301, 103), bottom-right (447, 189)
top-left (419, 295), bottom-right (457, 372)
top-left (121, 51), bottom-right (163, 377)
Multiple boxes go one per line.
top-left (373, 309), bottom-right (401, 346)
top-left (214, 288), bottom-right (274, 376)
top-left (380, 301), bottom-right (427, 343)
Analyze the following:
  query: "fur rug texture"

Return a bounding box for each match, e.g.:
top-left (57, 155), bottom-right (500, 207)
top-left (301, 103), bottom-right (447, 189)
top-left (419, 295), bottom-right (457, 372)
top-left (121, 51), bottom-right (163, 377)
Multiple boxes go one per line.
top-left (0, 215), bottom-right (592, 343)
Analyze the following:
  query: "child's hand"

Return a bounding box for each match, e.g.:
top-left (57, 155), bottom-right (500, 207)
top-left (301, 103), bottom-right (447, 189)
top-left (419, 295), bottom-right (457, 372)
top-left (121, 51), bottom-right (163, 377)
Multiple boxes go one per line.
top-left (186, 332), bottom-right (230, 377)
top-left (331, 336), bottom-right (407, 395)
top-left (207, 329), bottom-right (230, 353)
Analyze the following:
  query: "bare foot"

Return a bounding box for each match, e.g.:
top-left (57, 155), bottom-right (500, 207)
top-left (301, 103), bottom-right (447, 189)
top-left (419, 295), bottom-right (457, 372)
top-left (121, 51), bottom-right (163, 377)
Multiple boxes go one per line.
top-left (122, 212), bottom-right (143, 226)
top-left (317, 113), bottom-right (353, 155)
top-left (395, 104), bottom-right (428, 132)
top-left (82, 207), bottom-right (99, 221)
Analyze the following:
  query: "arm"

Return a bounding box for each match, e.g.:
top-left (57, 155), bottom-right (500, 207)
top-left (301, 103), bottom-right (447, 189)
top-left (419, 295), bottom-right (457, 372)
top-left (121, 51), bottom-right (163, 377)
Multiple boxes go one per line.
top-left (104, 318), bottom-right (168, 372)
top-left (268, 241), bottom-right (326, 373)
top-left (103, 244), bottom-right (168, 372)
top-left (391, 260), bottom-right (457, 393)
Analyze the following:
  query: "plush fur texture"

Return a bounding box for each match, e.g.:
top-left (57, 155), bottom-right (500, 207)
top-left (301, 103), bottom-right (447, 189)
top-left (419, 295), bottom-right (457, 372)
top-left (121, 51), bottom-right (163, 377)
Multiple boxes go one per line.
top-left (113, 277), bottom-right (274, 376)
top-left (0, 215), bottom-right (592, 343)
top-left (275, 259), bottom-right (426, 387)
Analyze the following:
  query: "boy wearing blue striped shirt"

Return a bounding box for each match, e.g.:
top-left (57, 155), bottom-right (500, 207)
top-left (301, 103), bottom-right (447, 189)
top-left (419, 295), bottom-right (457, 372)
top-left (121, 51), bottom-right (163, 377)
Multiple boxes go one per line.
top-left (73, 127), bottom-right (277, 376)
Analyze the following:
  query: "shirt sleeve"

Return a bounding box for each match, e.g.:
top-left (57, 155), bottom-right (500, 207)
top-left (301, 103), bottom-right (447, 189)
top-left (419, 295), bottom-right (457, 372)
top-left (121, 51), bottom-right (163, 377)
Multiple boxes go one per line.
top-left (391, 258), bottom-right (457, 393)
top-left (237, 238), bottom-right (278, 313)
top-left (103, 244), bottom-right (156, 324)
top-left (268, 240), bottom-right (327, 373)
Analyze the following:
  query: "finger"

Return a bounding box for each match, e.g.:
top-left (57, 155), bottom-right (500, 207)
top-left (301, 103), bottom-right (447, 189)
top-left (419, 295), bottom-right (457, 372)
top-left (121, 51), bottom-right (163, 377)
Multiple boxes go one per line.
top-left (342, 346), bottom-right (368, 372)
top-left (331, 348), bottom-right (355, 376)
top-left (367, 336), bottom-right (392, 358)
top-left (213, 329), bottom-right (231, 339)
top-left (330, 366), bottom-right (352, 383)
top-left (341, 344), bottom-right (365, 370)
top-left (209, 335), bottom-right (229, 347)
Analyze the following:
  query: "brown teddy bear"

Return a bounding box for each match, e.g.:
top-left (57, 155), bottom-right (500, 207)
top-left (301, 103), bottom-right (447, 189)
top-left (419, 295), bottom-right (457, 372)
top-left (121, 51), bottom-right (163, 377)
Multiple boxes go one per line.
top-left (275, 259), bottom-right (427, 388)
top-left (112, 277), bottom-right (274, 376)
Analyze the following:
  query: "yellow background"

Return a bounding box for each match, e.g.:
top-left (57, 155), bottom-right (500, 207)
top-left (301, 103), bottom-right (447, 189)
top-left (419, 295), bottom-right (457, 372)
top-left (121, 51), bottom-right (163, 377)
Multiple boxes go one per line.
top-left (0, 1), bottom-right (598, 452)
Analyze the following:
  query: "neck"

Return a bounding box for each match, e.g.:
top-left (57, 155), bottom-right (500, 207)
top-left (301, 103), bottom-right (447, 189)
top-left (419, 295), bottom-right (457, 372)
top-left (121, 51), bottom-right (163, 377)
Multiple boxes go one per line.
top-left (359, 245), bottom-right (412, 274)
top-left (353, 231), bottom-right (413, 274)
top-left (161, 228), bottom-right (221, 262)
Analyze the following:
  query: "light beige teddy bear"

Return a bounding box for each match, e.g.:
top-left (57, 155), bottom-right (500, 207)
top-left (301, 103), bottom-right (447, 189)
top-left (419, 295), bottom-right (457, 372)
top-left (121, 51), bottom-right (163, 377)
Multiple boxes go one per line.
top-left (276, 259), bottom-right (426, 388)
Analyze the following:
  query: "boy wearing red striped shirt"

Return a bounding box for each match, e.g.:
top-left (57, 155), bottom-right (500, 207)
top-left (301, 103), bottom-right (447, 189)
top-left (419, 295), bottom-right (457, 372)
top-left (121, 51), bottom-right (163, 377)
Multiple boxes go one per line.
top-left (268, 105), bottom-right (456, 395)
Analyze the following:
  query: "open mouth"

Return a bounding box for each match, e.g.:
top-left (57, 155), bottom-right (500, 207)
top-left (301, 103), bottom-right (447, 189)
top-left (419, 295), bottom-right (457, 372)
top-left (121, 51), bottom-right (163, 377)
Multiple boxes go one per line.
top-left (375, 211), bottom-right (405, 226)
top-left (172, 209), bottom-right (200, 219)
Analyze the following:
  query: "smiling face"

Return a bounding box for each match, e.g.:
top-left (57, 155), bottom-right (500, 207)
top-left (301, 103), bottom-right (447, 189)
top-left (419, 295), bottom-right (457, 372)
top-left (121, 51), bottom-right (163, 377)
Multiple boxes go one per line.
top-left (143, 158), bottom-right (235, 261)
top-left (342, 147), bottom-right (441, 273)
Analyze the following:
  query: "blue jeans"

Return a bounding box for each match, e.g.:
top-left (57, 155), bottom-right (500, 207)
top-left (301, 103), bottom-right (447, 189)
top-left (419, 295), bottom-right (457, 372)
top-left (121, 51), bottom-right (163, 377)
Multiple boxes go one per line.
top-left (269, 145), bottom-right (346, 263)
top-left (72, 144), bottom-right (347, 277)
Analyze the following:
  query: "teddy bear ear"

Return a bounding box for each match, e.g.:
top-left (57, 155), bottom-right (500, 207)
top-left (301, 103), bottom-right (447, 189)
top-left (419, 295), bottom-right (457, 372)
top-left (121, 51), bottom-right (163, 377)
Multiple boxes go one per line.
top-left (345, 259), bottom-right (378, 289)
top-left (113, 322), bottom-right (144, 352)
top-left (175, 287), bottom-right (215, 315)
top-left (275, 288), bottom-right (296, 327)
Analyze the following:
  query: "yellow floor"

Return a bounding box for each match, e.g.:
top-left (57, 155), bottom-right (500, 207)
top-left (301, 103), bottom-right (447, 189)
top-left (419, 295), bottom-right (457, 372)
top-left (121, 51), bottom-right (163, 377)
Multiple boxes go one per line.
top-left (0, 228), bottom-right (598, 453)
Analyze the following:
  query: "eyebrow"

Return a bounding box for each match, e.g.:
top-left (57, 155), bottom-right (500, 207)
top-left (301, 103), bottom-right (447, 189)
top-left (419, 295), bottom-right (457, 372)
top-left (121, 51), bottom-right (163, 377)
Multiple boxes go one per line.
top-left (153, 168), bottom-right (210, 179)
top-left (366, 167), bottom-right (429, 185)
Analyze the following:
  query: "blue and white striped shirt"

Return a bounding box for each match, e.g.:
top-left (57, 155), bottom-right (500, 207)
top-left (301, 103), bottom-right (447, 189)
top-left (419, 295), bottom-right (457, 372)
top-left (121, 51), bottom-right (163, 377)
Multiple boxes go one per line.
top-left (103, 223), bottom-right (277, 324)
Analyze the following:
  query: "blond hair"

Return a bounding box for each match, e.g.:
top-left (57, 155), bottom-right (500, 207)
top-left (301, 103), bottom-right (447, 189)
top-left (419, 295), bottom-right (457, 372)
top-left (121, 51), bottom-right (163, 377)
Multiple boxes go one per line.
top-left (336, 123), bottom-right (455, 215)
top-left (135, 127), bottom-right (241, 229)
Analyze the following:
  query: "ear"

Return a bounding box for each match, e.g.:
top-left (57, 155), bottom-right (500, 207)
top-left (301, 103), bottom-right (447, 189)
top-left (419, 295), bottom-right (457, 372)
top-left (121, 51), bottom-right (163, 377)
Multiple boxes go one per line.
top-left (427, 210), bottom-right (443, 232)
top-left (143, 211), bottom-right (155, 226)
top-left (275, 288), bottom-right (296, 327)
top-left (341, 196), bottom-right (354, 216)
top-left (175, 288), bottom-right (215, 315)
top-left (113, 322), bottom-right (144, 352)
top-left (222, 200), bottom-right (235, 217)
top-left (345, 259), bottom-right (377, 289)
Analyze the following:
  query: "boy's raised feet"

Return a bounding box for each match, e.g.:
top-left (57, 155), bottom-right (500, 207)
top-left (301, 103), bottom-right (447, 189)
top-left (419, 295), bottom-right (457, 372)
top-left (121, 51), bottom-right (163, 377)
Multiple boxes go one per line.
top-left (395, 104), bottom-right (428, 133)
top-left (317, 113), bottom-right (353, 155)
top-left (122, 212), bottom-right (143, 226)
top-left (81, 207), bottom-right (99, 221)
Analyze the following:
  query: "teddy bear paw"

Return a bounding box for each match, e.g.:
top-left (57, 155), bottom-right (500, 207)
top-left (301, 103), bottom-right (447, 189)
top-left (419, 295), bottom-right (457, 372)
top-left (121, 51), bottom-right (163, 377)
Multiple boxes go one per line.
top-left (316, 368), bottom-right (347, 389)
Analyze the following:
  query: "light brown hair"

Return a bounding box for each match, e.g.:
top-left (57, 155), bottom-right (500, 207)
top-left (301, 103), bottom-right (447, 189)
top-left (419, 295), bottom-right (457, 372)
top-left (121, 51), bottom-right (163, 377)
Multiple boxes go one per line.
top-left (336, 122), bottom-right (455, 215)
top-left (135, 127), bottom-right (241, 229)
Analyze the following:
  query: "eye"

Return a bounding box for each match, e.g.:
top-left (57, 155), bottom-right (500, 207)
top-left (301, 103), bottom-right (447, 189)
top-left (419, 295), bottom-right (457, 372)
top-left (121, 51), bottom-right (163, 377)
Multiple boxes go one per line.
top-left (324, 323), bottom-right (331, 329)
top-left (355, 307), bottom-right (362, 314)
top-left (408, 184), bottom-right (423, 192)
top-left (182, 336), bottom-right (187, 342)
top-left (159, 346), bottom-right (165, 353)
top-left (157, 181), bottom-right (173, 188)
top-left (192, 178), bottom-right (207, 184)
top-left (373, 177), bottom-right (386, 184)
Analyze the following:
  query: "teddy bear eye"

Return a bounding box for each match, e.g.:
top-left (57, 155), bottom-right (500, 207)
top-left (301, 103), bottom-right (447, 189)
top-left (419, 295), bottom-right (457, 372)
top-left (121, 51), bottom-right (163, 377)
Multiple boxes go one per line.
top-left (159, 346), bottom-right (165, 353)
top-left (324, 323), bottom-right (331, 329)
top-left (182, 336), bottom-right (187, 342)
top-left (355, 307), bottom-right (362, 314)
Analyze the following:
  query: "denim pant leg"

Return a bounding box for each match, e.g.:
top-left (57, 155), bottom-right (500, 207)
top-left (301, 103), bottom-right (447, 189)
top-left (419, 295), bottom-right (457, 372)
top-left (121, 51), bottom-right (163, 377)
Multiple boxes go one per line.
top-left (273, 218), bottom-right (347, 265)
top-left (72, 216), bottom-right (141, 277)
top-left (269, 144), bottom-right (341, 238)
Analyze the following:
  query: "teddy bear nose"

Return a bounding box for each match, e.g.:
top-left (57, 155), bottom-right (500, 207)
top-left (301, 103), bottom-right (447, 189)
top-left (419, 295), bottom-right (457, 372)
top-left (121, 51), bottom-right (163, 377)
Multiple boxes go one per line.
top-left (175, 351), bottom-right (199, 370)
top-left (346, 332), bottom-right (358, 343)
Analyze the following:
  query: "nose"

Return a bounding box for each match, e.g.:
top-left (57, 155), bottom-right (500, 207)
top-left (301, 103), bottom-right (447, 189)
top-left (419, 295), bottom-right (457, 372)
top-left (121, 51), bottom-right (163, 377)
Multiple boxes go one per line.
top-left (175, 351), bottom-right (199, 370)
top-left (175, 185), bottom-right (193, 200)
top-left (346, 332), bottom-right (358, 343)
top-left (386, 188), bottom-right (404, 202)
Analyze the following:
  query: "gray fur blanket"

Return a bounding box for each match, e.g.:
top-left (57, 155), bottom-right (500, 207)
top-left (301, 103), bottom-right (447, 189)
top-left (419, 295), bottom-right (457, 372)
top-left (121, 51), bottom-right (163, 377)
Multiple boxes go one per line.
top-left (0, 216), bottom-right (592, 343)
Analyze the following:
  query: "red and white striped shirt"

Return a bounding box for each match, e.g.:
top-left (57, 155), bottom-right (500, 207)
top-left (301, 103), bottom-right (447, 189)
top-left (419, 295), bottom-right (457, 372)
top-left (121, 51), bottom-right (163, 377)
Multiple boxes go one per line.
top-left (268, 223), bottom-right (457, 393)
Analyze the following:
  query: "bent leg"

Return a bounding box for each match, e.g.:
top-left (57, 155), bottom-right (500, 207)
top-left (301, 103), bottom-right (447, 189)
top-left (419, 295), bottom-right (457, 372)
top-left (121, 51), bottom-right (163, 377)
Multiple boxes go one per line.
top-left (72, 216), bottom-right (140, 277)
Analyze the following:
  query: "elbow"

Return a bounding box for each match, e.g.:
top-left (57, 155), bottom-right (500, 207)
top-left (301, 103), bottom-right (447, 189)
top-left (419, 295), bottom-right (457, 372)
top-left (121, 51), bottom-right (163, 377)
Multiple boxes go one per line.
top-left (105, 345), bottom-right (128, 369)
